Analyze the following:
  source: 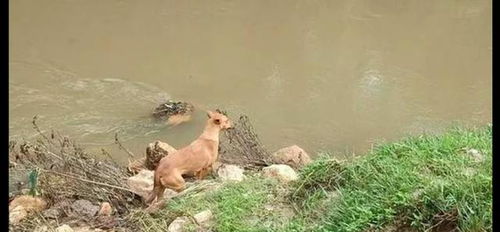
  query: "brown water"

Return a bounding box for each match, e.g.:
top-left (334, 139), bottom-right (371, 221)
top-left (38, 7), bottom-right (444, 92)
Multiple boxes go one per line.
top-left (9, 0), bottom-right (491, 163)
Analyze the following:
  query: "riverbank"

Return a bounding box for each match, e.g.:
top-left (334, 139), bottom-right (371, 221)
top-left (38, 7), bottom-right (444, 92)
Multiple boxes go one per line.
top-left (130, 125), bottom-right (492, 231)
top-left (9, 125), bottom-right (491, 231)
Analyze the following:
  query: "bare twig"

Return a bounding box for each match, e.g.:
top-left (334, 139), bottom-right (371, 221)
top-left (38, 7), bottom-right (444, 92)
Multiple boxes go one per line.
top-left (41, 169), bottom-right (134, 193)
top-left (114, 133), bottom-right (136, 158)
top-left (32, 115), bottom-right (54, 145)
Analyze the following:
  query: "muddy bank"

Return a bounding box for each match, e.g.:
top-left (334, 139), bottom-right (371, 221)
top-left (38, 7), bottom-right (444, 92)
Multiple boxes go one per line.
top-left (9, 115), bottom-right (309, 231)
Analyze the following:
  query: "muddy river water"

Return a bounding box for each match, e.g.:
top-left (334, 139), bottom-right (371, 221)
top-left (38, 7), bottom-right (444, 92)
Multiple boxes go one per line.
top-left (9, 0), bottom-right (491, 163)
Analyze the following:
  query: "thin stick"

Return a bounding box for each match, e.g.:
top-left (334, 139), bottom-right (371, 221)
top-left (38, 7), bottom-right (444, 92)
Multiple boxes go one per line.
top-left (32, 115), bottom-right (54, 145)
top-left (114, 133), bottom-right (136, 158)
top-left (41, 169), bottom-right (135, 193)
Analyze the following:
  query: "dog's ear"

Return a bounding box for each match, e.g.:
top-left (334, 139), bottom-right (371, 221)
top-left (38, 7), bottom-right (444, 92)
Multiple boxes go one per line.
top-left (213, 119), bottom-right (221, 125)
top-left (207, 111), bottom-right (214, 118)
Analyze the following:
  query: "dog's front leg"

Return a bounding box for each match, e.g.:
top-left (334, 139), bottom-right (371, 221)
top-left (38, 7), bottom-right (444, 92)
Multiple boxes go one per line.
top-left (196, 167), bottom-right (212, 180)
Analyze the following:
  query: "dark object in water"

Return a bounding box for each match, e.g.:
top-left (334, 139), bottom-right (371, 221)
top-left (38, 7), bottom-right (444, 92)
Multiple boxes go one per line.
top-left (152, 100), bottom-right (194, 125)
top-left (152, 100), bottom-right (194, 119)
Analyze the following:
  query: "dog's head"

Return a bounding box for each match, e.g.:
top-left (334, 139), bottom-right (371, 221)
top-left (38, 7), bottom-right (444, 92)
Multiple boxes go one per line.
top-left (207, 110), bottom-right (232, 130)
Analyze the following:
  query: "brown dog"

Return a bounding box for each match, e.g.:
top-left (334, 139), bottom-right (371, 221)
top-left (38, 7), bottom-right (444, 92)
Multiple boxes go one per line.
top-left (145, 110), bottom-right (232, 204)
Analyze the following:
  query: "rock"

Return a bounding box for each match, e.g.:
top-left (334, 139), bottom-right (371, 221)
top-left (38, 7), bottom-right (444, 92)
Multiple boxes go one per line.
top-left (467, 149), bottom-right (485, 163)
top-left (168, 216), bottom-right (190, 232)
top-left (271, 145), bottom-right (311, 169)
top-left (98, 202), bottom-right (112, 216)
top-left (9, 195), bottom-right (47, 212)
top-left (262, 164), bottom-right (298, 183)
top-left (217, 164), bottom-right (245, 182)
top-left (193, 210), bottom-right (213, 227)
top-left (55, 224), bottom-right (74, 232)
top-left (9, 195), bottom-right (47, 224)
top-left (127, 170), bottom-right (155, 199)
top-left (9, 206), bottom-right (27, 224)
top-left (42, 207), bottom-right (61, 219)
top-left (127, 169), bottom-right (178, 200)
top-left (146, 141), bottom-right (177, 170)
top-left (70, 199), bottom-right (99, 218)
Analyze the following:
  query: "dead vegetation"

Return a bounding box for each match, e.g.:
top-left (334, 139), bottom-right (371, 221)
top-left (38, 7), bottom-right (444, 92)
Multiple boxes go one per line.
top-left (9, 113), bottom-right (274, 231)
top-left (9, 116), bottom-right (141, 231)
top-left (219, 114), bottom-right (272, 169)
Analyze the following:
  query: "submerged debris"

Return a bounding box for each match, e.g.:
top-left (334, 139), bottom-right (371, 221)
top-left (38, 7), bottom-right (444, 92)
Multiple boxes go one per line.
top-left (152, 100), bottom-right (194, 125)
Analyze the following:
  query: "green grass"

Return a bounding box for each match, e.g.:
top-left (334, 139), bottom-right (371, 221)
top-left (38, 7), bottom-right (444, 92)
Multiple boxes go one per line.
top-left (288, 125), bottom-right (492, 232)
top-left (129, 175), bottom-right (294, 232)
top-left (131, 125), bottom-right (492, 232)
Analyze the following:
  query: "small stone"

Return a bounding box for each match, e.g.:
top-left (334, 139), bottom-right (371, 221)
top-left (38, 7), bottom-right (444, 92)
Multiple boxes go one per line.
top-left (55, 224), bottom-right (74, 232)
top-left (467, 149), bottom-right (485, 163)
top-left (168, 216), bottom-right (190, 232)
top-left (42, 207), bottom-right (61, 219)
top-left (98, 202), bottom-right (112, 216)
top-left (70, 199), bottom-right (99, 218)
top-left (193, 210), bottom-right (213, 227)
top-left (262, 164), bottom-right (298, 183)
top-left (271, 145), bottom-right (311, 169)
top-left (217, 164), bottom-right (245, 182)
top-left (411, 189), bottom-right (425, 200)
top-left (20, 188), bottom-right (30, 195)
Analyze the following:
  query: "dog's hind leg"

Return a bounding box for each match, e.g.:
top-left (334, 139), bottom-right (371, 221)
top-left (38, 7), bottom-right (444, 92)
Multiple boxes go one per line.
top-left (162, 172), bottom-right (186, 193)
top-left (145, 171), bottom-right (165, 204)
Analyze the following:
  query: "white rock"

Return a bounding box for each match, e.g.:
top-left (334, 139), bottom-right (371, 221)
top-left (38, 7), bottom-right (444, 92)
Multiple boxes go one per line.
top-left (168, 216), bottom-right (189, 232)
top-left (467, 149), bottom-right (485, 163)
top-left (127, 169), bottom-right (178, 200)
top-left (262, 164), bottom-right (298, 183)
top-left (217, 164), bottom-right (245, 182)
top-left (193, 210), bottom-right (213, 227)
top-left (127, 170), bottom-right (155, 199)
top-left (271, 145), bottom-right (311, 169)
top-left (55, 224), bottom-right (74, 232)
